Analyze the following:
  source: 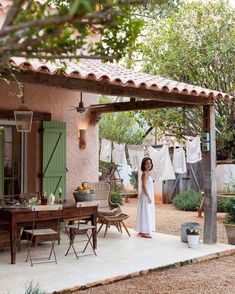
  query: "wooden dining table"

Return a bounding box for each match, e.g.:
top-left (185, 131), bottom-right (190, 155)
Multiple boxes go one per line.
top-left (0, 203), bottom-right (97, 264)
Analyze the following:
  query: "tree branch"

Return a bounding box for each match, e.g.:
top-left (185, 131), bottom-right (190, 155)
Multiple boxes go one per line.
top-left (1, 0), bottom-right (26, 29)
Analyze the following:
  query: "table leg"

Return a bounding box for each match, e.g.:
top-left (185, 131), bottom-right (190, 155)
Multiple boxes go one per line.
top-left (92, 211), bottom-right (97, 250)
top-left (10, 216), bottom-right (17, 264)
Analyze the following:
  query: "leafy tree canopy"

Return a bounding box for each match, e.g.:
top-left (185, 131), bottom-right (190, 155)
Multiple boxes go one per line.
top-left (130, 0), bottom-right (235, 159)
top-left (0, 0), bottom-right (166, 67)
top-left (99, 96), bottom-right (146, 144)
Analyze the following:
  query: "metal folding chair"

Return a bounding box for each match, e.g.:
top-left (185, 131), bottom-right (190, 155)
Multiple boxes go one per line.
top-left (24, 204), bottom-right (62, 266)
top-left (64, 202), bottom-right (97, 259)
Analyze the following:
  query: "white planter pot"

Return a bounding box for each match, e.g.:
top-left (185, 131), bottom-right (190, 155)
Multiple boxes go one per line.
top-left (187, 235), bottom-right (200, 248)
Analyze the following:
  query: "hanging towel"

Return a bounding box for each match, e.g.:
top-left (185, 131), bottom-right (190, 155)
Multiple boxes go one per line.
top-left (112, 142), bottom-right (126, 165)
top-left (148, 145), bottom-right (176, 181)
top-left (128, 145), bottom-right (145, 169)
top-left (172, 147), bottom-right (187, 174)
top-left (186, 136), bottom-right (202, 163)
top-left (100, 139), bottom-right (112, 163)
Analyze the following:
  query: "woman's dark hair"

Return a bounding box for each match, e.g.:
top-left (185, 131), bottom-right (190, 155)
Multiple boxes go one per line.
top-left (141, 157), bottom-right (153, 172)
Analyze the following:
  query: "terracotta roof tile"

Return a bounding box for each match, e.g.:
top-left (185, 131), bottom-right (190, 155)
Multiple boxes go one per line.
top-left (9, 57), bottom-right (231, 100)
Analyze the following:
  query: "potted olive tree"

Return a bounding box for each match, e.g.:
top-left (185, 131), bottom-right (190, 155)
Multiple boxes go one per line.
top-left (224, 197), bottom-right (235, 245)
top-left (186, 227), bottom-right (200, 248)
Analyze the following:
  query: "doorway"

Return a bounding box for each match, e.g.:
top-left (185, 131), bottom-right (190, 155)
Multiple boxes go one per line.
top-left (0, 123), bottom-right (21, 201)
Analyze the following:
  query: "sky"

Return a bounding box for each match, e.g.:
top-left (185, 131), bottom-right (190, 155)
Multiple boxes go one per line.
top-left (188, 0), bottom-right (235, 7)
top-left (229, 0), bottom-right (235, 7)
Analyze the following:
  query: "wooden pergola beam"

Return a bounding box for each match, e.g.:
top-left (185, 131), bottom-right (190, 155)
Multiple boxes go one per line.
top-left (6, 71), bottom-right (212, 106)
top-left (89, 100), bottom-right (196, 113)
top-left (0, 109), bottom-right (51, 121)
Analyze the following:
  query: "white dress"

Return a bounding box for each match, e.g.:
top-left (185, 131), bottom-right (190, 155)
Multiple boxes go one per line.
top-left (136, 175), bottom-right (156, 234)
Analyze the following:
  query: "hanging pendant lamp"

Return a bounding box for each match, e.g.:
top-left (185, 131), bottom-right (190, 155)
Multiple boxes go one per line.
top-left (14, 85), bottom-right (33, 132)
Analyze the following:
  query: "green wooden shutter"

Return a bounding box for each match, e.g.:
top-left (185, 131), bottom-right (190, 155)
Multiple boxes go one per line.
top-left (42, 121), bottom-right (66, 199)
top-left (0, 127), bottom-right (4, 196)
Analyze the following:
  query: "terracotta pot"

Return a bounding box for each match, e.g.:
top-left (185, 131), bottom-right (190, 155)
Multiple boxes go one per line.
top-left (224, 223), bottom-right (235, 245)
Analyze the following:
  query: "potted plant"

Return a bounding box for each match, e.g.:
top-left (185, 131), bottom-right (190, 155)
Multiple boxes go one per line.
top-left (224, 197), bottom-right (235, 245)
top-left (186, 227), bottom-right (200, 248)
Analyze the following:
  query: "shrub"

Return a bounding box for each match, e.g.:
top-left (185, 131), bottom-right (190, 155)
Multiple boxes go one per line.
top-left (217, 197), bottom-right (231, 213)
top-left (25, 281), bottom-right (44, 294)
top-left (224, 197), bottom-right (235, 224)
top-left (129, 170), bottom-right (138, 190)
top-left (172, 189), bottom-right (201, 211)
top-left (111, 190), bottom-right (123, 205)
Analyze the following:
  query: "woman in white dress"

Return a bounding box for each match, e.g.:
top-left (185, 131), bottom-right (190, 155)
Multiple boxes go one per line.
top-left (136, 157), bottom-right (156, 238)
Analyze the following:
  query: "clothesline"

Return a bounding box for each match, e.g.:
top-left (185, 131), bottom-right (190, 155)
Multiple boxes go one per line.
top-left (99, 136), bottom-right (202, 181)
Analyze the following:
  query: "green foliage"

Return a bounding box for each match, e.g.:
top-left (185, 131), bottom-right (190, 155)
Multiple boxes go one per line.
top-left (186, 228), bottom-right (199, 235)
top-left (129, 170), bottom-right (138, 190)
top-left (99, 96), bottom-right (145, 145)
top-left (217, 197), bottom-right (231, 213)
top-left (111, 190), bottom-right (123, 205)
top-left (0, 0), bottom-right (165, 65)
top-left (224, 197), bottom-right (235, 224)
top-left (172, 189), bottom-right (201, 211)
top-left (132, 0), bottom-right (235, 160)
top-left (25, 281), bottom-right (44, 294)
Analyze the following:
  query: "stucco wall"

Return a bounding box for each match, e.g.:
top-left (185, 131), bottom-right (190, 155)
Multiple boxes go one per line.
top-left (0, 80), bottom-right (99, 201)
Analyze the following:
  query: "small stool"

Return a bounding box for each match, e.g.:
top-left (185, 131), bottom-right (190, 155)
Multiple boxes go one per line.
top-left (98, 213), bottom-right (130, 238)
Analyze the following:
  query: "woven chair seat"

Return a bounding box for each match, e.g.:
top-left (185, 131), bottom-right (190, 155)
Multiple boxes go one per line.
top-left (104, 213), bottom-right (129, 221)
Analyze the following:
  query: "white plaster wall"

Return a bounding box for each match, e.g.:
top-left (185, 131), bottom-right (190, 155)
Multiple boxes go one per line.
top-left (0, 80), bottom-right (99, 201)
top-left (216, 164), bottom-right (235, 192)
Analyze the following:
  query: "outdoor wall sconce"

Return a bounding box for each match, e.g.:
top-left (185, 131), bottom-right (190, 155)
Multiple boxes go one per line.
top-left (79, 129), bottom-right (86, 149)
top-left (14, 85), bottom-right (33, 132)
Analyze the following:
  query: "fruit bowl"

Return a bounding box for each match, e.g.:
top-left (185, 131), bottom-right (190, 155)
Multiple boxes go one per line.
top-left (76, 189), bottom-right (91, 194)
top-left (73, 191), bottom-right (95, 202)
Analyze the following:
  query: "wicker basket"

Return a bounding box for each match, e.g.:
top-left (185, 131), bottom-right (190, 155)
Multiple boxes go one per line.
top-left (0, 223), bottom-right (21, 249)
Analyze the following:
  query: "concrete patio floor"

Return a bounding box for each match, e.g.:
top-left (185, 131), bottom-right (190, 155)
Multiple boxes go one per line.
top-left (0, 227), bottom-right (235, 294)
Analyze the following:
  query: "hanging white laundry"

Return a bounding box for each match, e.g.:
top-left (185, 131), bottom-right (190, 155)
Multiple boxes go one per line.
top-left (173, 146), bottom-right (187, 174)
top-left (148, 145), bottom-right (176, 181)
top-left (112, 142), bottom-right (126, 165)
top-left (100, 139), bottom-right (112, 163)
top-left (186, 136), bottom-right (202, 163)
top-left (128, 145), bottom-right (145, 169)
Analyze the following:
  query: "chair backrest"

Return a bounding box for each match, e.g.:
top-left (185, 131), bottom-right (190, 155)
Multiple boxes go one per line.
top-left (31, 204), bottom-right (62, 232)
top-left (86, 181), bottom-right (111, 209)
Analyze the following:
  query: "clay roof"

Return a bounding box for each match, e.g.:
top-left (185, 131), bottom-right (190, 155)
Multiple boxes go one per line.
top-left (1, 0), bottom-right (231, 101)
top-left (9, 57), bottom-right (231, 100)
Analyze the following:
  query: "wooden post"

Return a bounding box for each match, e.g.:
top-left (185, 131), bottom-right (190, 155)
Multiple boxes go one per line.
top-left (203, 104), bottom-right (217, 244)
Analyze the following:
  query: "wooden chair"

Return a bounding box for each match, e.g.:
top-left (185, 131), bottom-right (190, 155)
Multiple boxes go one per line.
top-left (98, 213), bottom-right (130, 238)
top-left (64, 202), bottom-right (97, 259)
top-left (19, 192), bottom-right (61, 246)
top-left (24, 204), bottom-right (62, 266)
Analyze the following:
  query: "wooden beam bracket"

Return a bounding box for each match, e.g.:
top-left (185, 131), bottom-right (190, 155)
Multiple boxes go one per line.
top-left (90, 112), bottom-right (102, 125)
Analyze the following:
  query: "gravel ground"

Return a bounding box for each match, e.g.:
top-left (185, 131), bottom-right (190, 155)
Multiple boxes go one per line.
top-left (73, 199), bottom-right (235, 294)
top-left (122, 198), bottom-right (228, 243)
